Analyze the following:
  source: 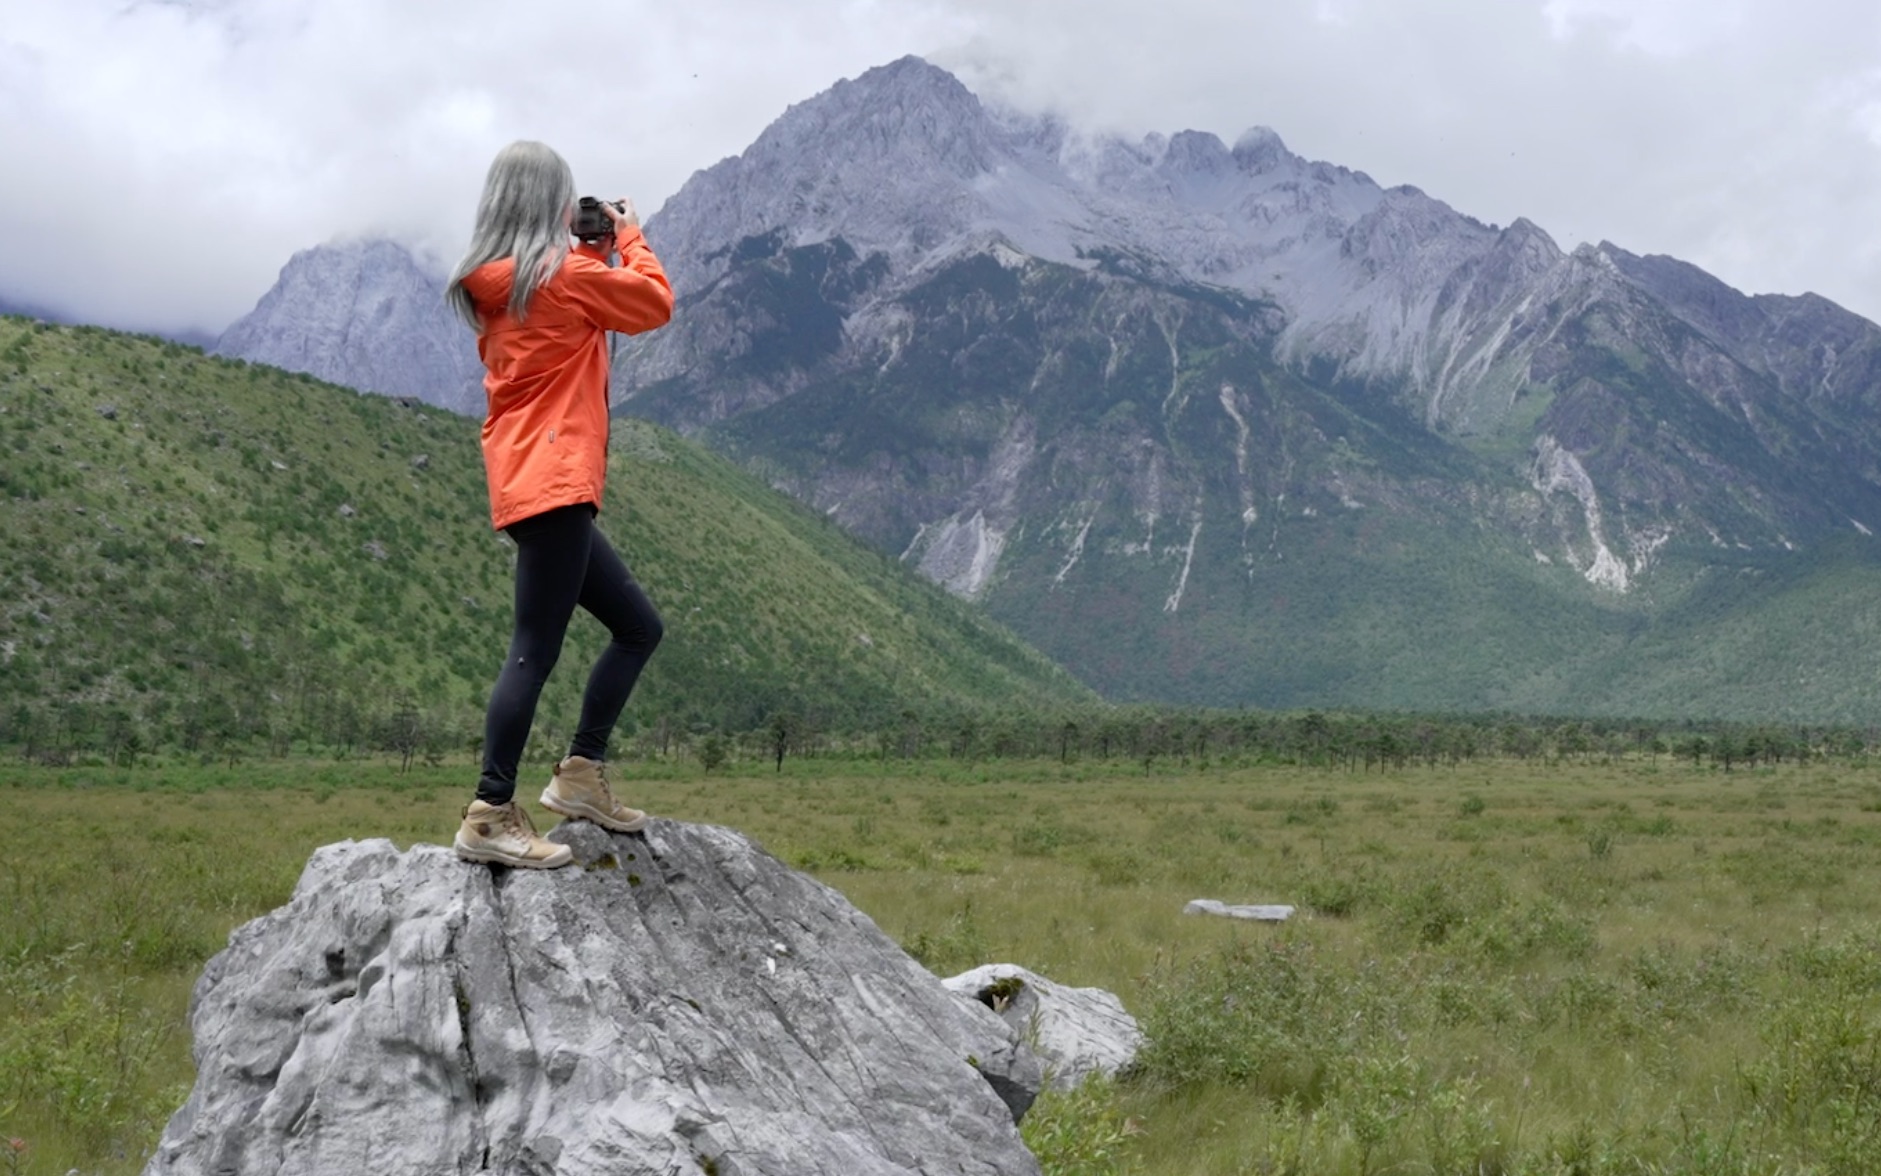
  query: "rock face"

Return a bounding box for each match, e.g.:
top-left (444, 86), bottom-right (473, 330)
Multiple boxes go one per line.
top-left (943, 965), bottom-right (1143, 1090)
top-left (215, 239), bottom-right (484, 416)
top-left (618, 55), bottom-right (1881, 571)
top-left (145, 822), bottom-right (1042, 1176)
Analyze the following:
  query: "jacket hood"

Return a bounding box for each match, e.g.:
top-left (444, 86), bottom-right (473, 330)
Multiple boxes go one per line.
top-left (460, 258), bottom-right (517, 312)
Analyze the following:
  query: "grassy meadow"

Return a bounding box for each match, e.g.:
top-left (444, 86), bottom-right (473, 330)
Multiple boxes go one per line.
top-left (6, 752), bottom-right (1881, 1175)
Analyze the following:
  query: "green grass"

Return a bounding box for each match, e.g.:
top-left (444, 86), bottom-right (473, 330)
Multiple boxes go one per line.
top-left (9, 754), bottom-right (1881, 1173)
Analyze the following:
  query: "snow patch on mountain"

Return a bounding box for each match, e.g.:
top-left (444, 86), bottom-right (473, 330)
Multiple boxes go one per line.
top-left (1532, 434), bottom-right (1630, 592)
top-left (1163, 515), bottom-right (1204, 613)
top-left (910, 510), bottom-right (1007, 599)
top-left (1217, 383), bottom-right (1259, 526)
top-left (1629, 526), bottom-right (1673, 575)
top-left (903, 415), bottom-right (1037, 599)
top-left (1054, 511), bottom-right (1098, 586)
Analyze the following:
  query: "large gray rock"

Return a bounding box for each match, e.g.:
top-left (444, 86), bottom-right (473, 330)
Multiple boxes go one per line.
top-left (943, 965), bottom-right (1142, 1090)
top-left (145, 821), bottom-right (1042, 1176)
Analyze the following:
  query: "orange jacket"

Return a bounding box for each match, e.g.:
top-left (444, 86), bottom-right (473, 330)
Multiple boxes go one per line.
top-left (461, 224), bottom-right (673, 530)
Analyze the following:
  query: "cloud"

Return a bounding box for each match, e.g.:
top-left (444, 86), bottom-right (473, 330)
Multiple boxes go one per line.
top-left (0, 0), bottom-right (970, 333)
top-left (2, 0), bottom-right (1880, 333)
top-left (931, 0), bottom-right (1881, 320)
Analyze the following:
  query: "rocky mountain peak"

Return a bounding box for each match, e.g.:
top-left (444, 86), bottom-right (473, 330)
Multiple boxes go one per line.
top-left (214, 237), bottom-right (483, 415)
top-left (763, 55), bottom-right (992, 169)
top-left (1231, 126), bottom-right (1292, 172)
top-left (1484, 216), bottom-right (1566, 275)
top-left (848, 53), bottom-right (979, 105)
top-left (1339, 185), bottom-right (1485, 272)
top-left (1159, 129), bottom-right (1235, 176)
top-left (1499, 216), bottom-right (1556, 245)
top-left (648, 56), bottom-right (1004, 292)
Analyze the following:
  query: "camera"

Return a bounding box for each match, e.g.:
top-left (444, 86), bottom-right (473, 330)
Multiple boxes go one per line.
top-left (572, 196), bottom-right (626, 243)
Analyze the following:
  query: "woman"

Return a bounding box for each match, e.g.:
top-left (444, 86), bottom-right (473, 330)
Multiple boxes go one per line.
top-left (446, 140), bottom-right (674, 869)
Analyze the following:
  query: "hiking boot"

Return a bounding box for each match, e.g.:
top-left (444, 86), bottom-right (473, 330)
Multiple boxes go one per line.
top-left (541, 755), bottom-right (649, 833)
top-left (454, 800), bottom-right (574, 869)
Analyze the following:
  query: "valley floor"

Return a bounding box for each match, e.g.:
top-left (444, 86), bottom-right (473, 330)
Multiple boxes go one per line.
top-left (6, 753), bottom-right (1881, 1174)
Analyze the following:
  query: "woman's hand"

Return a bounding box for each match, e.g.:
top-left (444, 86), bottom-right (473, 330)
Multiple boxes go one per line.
top-left (603, 198), bottom-right (640, 230)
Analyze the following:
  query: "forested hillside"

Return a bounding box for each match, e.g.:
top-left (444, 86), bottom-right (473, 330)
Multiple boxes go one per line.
top-left (0, 317), bottom-right (1089, 763)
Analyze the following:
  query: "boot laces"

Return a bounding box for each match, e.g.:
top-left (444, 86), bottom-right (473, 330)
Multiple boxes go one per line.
top-left (502, 801), bottom-right (541, 839)
top-left (593, 762), bottom-right (622, 811)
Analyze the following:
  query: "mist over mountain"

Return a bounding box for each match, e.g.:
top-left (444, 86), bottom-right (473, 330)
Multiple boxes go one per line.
top-left (0, 294), bottom-right (58, 321)
top-left (214, 56), bottom-right (1881, 719)
top-left (0, 293), bottom-right (218, 350)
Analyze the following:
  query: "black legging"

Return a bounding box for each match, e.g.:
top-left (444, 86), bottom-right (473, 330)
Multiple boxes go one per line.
top-left (478, 503), bottom-right (663, 804)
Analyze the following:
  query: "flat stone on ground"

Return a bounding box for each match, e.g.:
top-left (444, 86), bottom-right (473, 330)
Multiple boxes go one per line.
top-left (1184, 899), bottom-right (1295, 922)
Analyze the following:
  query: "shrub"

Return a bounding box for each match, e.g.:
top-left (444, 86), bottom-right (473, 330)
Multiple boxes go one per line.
top-left (1297, 868), bottom-right (1371, 918)
top-left (0, 947), bottom-right (180, 1157)
top-left (1136, 938), bottom-right (1361, 1101)
top-left (1082, 848), bottom-right (1145, 887)
top-left (696, 733), bottom-right (729, 773)
top-left (903, 903), bottom-right (989, 975)
top-left (1012, 822), bottom-right (1068, 856)
top-left (1019, 1076), bottom-right (1139, 1176)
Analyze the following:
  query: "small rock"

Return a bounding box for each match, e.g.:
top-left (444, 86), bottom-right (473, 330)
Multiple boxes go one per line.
top-left (361, 539), bottom-right (389, 561)
top-left (337, 503), bottom-right (356, 518)
top-left (944, 964), bottom-right (1141, 1089)
top-left (181, 534), bottom-right (206, 548)
top-left (1184, 899), bottom-right (1295, 922)
top-left (96, 403), bottom-right (117, 420)
top-left (410, 453), bottom-right (429, 471)
top-left (270, 460), bottom-right (288, 471)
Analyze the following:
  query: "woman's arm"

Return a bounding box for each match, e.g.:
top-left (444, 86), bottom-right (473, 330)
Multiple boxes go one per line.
top-left (562, 198), bottom-right (674, 335)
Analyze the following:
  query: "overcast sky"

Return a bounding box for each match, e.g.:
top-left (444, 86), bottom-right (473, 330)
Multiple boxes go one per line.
top-left (4, 0), bottom-right (1881, 336)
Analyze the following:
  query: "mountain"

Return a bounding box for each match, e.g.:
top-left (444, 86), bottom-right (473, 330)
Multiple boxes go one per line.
top-left (0, 316), bottom-right (1089, 758)
top-left (216, 239), bottom-right (485, 415)
top-left (212, 57), bottom-right (1881, 721)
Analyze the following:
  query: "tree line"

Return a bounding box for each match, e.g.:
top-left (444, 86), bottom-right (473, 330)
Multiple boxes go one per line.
top-left (2, 688), bottom-right (1872, 775)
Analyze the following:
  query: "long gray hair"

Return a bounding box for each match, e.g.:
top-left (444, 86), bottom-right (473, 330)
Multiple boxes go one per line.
top-left (446, 140), bottom-right (575, 330)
